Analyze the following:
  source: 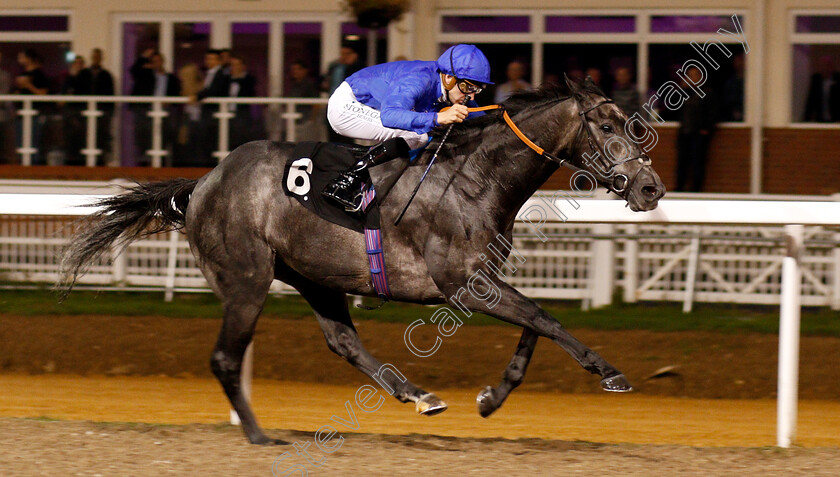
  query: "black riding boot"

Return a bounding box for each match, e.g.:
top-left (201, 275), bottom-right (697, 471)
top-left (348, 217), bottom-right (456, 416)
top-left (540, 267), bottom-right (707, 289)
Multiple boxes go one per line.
top-left (322, 137), bottom-right (410, 212)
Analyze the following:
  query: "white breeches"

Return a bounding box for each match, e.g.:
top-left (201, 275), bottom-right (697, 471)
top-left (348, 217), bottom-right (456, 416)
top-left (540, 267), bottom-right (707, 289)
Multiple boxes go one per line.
top-left (327, 81), bottom-right (429, 149)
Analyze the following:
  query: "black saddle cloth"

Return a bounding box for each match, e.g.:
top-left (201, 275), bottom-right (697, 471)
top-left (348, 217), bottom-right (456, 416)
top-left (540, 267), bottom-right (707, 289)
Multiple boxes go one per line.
top-left (282, 141), bottom-right (382, 233)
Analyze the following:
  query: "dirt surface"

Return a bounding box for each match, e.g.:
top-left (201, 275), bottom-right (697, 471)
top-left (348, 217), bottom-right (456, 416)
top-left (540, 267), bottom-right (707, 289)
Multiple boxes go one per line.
top-left (3, 417), bottom-right (840, 476)
top-left (3, 313), bottom-right (840, 475)
top-left (2, 313), bottom-right (840, 401)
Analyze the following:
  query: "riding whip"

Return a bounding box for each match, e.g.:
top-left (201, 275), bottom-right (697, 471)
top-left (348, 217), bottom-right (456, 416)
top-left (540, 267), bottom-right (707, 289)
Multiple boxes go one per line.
top-left (394, 97), bottom-right (467, 226)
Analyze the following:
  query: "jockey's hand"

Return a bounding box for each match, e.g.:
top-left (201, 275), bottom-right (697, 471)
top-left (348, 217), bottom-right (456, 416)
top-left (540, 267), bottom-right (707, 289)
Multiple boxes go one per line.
top-left (437, 104), bottom-right (469, 125)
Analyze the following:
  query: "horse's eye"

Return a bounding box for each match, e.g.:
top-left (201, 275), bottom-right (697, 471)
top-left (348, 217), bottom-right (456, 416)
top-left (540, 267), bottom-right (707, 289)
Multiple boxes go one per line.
top-left (600, 124), bottom-right (614, 134)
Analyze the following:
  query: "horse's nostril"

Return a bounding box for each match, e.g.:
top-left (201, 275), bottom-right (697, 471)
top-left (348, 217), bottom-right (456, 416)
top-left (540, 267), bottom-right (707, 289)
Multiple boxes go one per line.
top-left (641, 185), bottom-right (659, 199)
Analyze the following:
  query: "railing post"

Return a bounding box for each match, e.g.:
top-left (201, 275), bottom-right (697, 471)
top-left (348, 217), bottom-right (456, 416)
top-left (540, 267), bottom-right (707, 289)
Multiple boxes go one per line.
top-left (81, 100), bottom-right (103, 167)
top-left (590, 223), bottom-right (615, 308)
top-left (112, 245), bottom-right (127, 285)
top-left (213, 102), bottom-right (234, 163)
top-left (148, 99), bottom-right (169, 168)
top-left (831, 231), bottom-right (840, 310)
top-left (17, 98), bottom-right (37, 166)
top-left (164, 230), bottom-right (179, 302)
top-left (683, 226), bottom-right (702, 313)
top-left (623, 224), bottom-right (639, 303)
top-left (281, 102), bottom-right (302, 142)
top-left (777, 224), bottom-right (803, 448)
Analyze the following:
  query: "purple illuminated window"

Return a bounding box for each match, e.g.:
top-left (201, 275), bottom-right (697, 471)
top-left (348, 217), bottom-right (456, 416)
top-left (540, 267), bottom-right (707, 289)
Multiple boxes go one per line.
top-left (796, 16), bottom-right (840, 33)
top-left (441, 16), bottom-right (530, 33)
top-left (341, 22), bottom-right (387, 36)
top-left (233, 22), bottom-right (268, 35)
top-left (651, 15), bottom-right (744, 33)
top-left (284, 22), bottom-right (322, 35)
top-left (0, 15), bottom-right (68, 32)
top-left (545, 16), bottom-right (635, 33)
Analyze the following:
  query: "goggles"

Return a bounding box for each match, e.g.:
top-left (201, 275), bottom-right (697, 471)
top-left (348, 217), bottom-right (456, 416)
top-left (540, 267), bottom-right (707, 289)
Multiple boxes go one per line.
top-left (456, 79), bottom-right (484, 95)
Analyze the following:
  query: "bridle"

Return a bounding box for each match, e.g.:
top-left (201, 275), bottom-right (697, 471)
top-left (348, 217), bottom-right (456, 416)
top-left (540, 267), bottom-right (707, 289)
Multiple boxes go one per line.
top-left (452, 95), bottom-right (652, 196)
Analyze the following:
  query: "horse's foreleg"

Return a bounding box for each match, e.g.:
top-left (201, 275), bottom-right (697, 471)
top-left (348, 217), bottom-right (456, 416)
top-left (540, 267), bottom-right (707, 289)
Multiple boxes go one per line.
top-left (436, 273), bottom-right (632, 393)
top-left (295, 281), bottom-right (447, 416)
top-left (476, 328), bottom-right (538, 418)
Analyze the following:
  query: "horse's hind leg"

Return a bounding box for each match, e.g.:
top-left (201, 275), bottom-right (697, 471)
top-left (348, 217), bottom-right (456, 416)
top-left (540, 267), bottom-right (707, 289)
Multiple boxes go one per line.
top-left (294, 279), bottom-right (446, 415)
top-left (200, 244), bottom-right (281, 445)
top-left (476, 328), bottom-right (538, 418)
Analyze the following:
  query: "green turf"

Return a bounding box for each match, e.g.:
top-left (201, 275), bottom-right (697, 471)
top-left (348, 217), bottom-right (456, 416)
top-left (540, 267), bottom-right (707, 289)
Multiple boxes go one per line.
top-left (1, 288), bottom-right (839, 337)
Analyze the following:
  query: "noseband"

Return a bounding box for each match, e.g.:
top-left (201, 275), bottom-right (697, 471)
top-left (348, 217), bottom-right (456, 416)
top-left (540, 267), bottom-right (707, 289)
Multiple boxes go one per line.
top-left (458, 95), bottom-right (652, 196)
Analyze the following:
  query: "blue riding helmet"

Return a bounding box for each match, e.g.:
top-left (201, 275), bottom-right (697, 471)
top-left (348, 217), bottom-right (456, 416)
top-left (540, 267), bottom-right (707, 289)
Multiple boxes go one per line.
top-left (436, 44), bottom-right (494, 86)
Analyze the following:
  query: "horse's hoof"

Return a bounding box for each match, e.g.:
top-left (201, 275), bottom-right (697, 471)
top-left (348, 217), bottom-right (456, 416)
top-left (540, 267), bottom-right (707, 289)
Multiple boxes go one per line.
top-left (600, 374), bottom-right (633, 392)
top-left (416, 393), bottom-right (448, 416)
top-left (476, 386), bottom-right (501, 418)
top-left (251, 435), bottom-right (290, 446)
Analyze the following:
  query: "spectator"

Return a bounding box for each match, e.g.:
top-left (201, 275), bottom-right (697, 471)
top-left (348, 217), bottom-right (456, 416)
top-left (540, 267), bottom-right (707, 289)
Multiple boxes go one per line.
top-left (192, 49), bottom-right (230, 166)
top-left (803, 55), bottom-right (840, 122)
top-left (494, 60), bottom-right (531, 103)
top-left (322, 45), bottom-right (363, 143)
top-left (228, 55), bottom-right (257, 149)
top-left (60, 55), bottom-right (86, 165)
top-left (14, 49), bottom-right (49, 165)
top-left (585, 66), bottom-right (608, 95)
top-left (723, 54), bottom-right (745, 121)
top-left (0, 51), bottom-right (13, 163)
top-left (130, 49), bottom-right (181, 166)
top-left (612, 67), bottom-right (640, 117)
top-left (541, 72), bottom-right (561, 88)
top-left (174, 63), bottom-right (205, 167)
top-left (675, 68), bottom-right (718, 192)
top-left (77, 48), bottom-right (115, 164)
top-left (285, 60), bottom-right (319, 141)
top-left (220, 48), bottom-right (232, 76)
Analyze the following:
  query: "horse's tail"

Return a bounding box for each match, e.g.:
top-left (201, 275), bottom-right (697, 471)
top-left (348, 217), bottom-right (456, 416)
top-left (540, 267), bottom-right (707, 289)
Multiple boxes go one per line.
top-left (57, 178), bottom-right (198, 300)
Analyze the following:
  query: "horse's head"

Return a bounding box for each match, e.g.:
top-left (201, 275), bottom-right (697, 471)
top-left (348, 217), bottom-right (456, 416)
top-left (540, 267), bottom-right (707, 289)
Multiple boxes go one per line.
top-left (563, 75), bottom-right (665, 212)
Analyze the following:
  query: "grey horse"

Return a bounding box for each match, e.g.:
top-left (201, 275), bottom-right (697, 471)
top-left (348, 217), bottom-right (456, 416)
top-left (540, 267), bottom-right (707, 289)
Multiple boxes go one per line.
top-left (60, 77), bottom-right (665, 444)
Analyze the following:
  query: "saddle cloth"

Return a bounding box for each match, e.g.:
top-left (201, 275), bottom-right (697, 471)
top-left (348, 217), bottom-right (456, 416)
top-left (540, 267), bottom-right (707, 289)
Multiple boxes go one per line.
top-left (282, 141), bottom-right (391, 300)
top-left (282, 141), bottom-right (381, 233)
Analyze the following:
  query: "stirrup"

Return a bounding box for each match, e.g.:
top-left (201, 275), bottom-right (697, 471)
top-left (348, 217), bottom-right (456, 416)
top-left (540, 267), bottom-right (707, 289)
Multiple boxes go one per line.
top-left (323, 181), bottom-right (365, 212)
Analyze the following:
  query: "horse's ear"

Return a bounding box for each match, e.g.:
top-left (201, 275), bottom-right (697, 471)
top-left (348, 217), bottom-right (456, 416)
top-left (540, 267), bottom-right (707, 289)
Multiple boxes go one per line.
top-left (583, 75), bottom-right (608, 98)
top-left (563, 73), bottom-right (578, 92)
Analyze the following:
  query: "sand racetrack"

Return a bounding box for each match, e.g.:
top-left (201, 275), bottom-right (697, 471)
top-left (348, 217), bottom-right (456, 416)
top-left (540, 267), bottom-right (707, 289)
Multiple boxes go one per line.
top-left (2, 313), bottom-right (840, 475)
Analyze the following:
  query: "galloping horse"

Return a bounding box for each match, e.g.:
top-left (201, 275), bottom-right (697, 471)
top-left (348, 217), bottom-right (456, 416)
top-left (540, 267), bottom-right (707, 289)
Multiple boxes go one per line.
top-left (60, 76), bottom-right (665, 444)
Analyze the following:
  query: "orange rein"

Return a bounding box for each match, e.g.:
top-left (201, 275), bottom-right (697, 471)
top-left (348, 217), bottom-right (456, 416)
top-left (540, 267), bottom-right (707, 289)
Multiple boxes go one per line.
top-left (439, 104), bottom-right (548, 156)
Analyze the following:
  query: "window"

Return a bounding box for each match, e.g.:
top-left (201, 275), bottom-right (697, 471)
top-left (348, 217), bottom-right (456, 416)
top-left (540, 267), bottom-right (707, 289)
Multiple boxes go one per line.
top-left (791, 14), bottom-right (840, 123)
top-left (442, 15), bottom-right (530, 33)
top-left (0, 15), bottom-right (68, 32)
top-left (439, 11), bottom-right (748, 123)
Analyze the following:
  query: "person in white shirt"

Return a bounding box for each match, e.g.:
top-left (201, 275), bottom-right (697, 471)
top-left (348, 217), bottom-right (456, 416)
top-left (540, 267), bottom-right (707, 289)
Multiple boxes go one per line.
top-left (494, 60), bottom-right (531, 103)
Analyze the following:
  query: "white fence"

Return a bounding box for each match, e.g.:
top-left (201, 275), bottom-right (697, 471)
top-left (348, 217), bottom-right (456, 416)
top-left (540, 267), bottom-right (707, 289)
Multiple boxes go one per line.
top-left (2, 181), bottom-right (839, 311)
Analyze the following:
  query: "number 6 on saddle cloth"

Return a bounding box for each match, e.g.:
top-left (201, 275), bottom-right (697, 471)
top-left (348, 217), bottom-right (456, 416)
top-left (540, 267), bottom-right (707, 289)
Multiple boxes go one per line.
top-left (282, 141), bottom-right (403, 304)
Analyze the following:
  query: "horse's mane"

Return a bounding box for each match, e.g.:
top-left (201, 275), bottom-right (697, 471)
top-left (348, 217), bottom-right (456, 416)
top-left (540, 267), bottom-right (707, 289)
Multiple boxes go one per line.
top-left (434, 79), bottom-right (605, 144)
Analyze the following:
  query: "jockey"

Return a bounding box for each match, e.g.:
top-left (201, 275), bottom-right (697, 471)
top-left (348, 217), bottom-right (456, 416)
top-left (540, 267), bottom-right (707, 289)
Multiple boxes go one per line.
top-left (323, 44), bottom-right (493, 211)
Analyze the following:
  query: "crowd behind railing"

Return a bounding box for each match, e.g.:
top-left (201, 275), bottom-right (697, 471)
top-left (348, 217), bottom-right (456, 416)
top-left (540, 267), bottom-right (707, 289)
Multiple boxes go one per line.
top-left (1, 44), bottom-right (838, 181)
top-left (0, 46), bottom-right (364, 167)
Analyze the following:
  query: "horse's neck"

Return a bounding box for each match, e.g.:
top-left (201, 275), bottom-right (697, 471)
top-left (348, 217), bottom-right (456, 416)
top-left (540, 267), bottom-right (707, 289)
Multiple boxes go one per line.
top-left (450, 105), bottom-right (572, 226)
